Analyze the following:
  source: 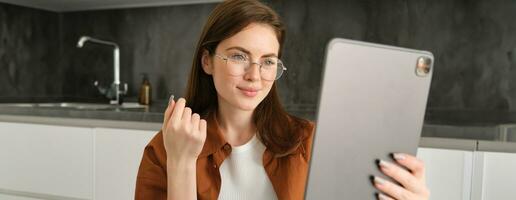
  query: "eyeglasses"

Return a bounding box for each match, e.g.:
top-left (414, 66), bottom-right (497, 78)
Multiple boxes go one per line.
top-left (214, 52), bottom-right (287, 81)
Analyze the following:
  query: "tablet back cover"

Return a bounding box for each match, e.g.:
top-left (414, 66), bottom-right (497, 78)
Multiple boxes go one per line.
top-left (305, 38), bottom-right (434, 199)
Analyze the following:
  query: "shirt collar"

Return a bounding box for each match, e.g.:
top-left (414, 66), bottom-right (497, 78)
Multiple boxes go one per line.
top-left (198, 110), bottom-right (309, 158)
top-left (199, 110), bottom-right (228, 157)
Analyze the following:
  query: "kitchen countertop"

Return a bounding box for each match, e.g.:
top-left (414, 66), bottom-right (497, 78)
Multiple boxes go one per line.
top-left (0, 99), bottom-right (168, 123)
top-left (0, 114), bottom-right (163, 131)
top-left (0, 97), bottom-right (316, 123)
top-left (1, 99), bottom-right (516, 152)
top-left (1, 113), bottom-right (515, 153)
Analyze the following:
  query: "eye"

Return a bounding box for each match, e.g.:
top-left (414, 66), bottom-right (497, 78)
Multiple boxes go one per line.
top-left (263, 58), bottom-right (277, 66)
top-left (229, 53), bottom-right (248, 62)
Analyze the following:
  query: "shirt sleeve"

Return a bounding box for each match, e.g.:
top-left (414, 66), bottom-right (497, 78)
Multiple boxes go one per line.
top-left (135, 131), bottom-right (168, 200)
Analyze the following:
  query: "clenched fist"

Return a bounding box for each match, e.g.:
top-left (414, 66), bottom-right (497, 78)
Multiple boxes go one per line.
top-left (162, 96), bottom-right (207, 165)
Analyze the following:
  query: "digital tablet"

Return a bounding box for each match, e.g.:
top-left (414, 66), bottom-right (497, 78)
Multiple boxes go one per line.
top-left (305, 38), bottom-right (434, 199)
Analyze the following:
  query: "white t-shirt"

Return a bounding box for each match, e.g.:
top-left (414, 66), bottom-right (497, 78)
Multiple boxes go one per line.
top-left (217, 134), bottom-right (278, 200)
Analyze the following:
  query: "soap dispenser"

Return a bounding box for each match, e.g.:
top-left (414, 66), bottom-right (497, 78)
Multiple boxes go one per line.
top-left (138, 73), bottom-right (152, 105)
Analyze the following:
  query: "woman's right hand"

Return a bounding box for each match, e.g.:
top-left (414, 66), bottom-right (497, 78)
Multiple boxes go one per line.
top-left (162, 97), bottom-right (207, 165)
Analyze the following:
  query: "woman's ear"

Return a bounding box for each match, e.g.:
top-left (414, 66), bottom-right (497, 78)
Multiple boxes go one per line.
top-left (201, 50), bottom-right (213, 75)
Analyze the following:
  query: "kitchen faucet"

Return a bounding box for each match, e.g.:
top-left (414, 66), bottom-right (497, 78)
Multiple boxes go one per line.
top-left (77, 36), bottom-right (128, 105)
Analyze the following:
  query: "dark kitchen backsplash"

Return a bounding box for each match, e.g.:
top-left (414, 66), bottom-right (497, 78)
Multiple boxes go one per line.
top-left (1, 0), bottom-right (516, 120)
top-left (0, 3), bottom-right (61, 98)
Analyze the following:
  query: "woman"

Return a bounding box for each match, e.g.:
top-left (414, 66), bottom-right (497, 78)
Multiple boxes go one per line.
top-left (135, 0), bottom-right (430, 200)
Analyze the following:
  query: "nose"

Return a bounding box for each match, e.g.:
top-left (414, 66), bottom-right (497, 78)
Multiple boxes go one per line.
top-left (244, 62), bottom-right (261, 81)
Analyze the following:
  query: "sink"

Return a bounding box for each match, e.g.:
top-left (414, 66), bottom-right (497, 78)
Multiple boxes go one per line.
top-left (0, 102), bottom-right (147, 110)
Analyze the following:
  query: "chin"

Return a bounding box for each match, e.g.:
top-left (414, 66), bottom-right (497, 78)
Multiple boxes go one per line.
top-left (233, 95), bottom-right (264, 111)
top-left (236, 101), bottom-right (259, 111)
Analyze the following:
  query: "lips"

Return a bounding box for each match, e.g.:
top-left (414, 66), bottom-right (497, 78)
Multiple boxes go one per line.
top-left (237, 86), bottom-right (260, 97)
top-left (238, 87), bottom-right (259, 92)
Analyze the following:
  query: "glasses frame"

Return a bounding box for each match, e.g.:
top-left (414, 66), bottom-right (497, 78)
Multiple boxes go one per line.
top-left (214, 53), bottom-right (287, 80)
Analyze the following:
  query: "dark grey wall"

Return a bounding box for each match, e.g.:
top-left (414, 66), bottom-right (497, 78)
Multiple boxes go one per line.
top-left (59, 4), bottom-right (217, 102)
top-left (0, 3), bottom-right (60, 98)
top-left (2, 0), bottom-right (516, 119)
top-left (270, 0), bottom-right (516, 111)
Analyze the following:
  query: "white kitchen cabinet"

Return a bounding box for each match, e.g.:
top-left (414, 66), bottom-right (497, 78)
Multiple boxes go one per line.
top-left (0, 193), bottom-right (42, 200)
top-left (0, 122), bottom-right (94, 199)
top-left (0, 120), bottom-right (159, 200)
top-left (475, 151), bottom-right (516, 200)
top-left (417, 147), bottom-right (473, 200)
top-left (93, 128), bottom-right (157, 200)
top-left (4, 118), bottom-right (516, 200)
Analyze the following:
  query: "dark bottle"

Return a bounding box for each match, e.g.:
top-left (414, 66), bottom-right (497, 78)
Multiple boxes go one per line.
top-left (138, 73), bottom-right (151, 105)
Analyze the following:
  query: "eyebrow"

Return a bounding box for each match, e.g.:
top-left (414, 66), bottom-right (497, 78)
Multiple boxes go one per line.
top-left (225, 46), bottom-right (278, 58)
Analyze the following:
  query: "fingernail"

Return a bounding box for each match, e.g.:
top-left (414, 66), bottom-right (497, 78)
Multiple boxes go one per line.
top-left (378, 193), bottom-right (389, 200)
top-left (393, 153), bottom-right (406, 160)
top-left (374, 176), bottom-right (387, 185)
top-left (169, 94), bottom-right (175, 105)
top-left (378, 160), bottom-right (392, 169)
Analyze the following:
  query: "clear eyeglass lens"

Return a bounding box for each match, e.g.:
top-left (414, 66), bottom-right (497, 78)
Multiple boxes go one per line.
top-left (221, 54), bottom-right (286, 80)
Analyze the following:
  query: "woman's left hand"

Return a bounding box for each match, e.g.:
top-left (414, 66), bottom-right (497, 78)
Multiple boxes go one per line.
top-left (373, 153), bottom-right (430, 200)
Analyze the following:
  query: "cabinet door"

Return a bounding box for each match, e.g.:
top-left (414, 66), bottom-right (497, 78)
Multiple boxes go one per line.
top-left (417, 148), bottom-right (473, 200)
top-left (479, 151), bottom-right (516, 200)
top-left (0, 193), bottom-right (42, 200)
top-left (0, 122), bottom-right (94, 199)
top-left (94, 128), bottom-right (157, 200)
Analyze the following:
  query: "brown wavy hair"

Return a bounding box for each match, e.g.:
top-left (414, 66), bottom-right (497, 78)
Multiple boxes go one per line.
top-left (185, 0), bottom-right (311, 157)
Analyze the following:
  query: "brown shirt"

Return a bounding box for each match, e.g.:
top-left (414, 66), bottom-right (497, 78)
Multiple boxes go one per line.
top-left (135, 111), bottom-right (315, 200)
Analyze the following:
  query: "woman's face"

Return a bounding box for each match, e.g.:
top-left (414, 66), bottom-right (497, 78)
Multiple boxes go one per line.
top-left (202, 23), bottom-right (280, 111)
